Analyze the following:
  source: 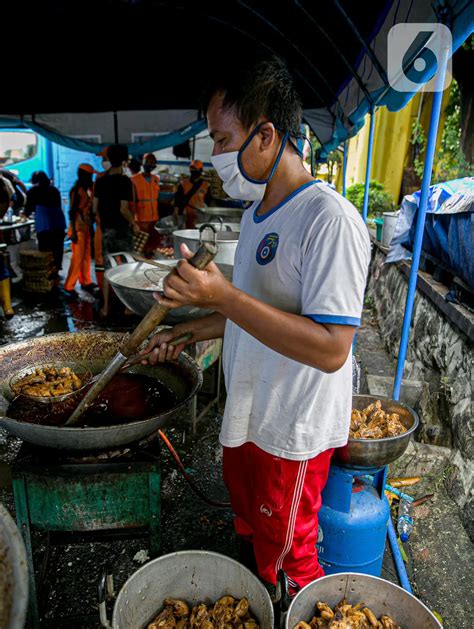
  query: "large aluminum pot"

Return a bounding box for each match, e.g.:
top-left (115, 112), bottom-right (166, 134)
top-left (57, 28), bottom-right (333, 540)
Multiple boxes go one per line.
top-left (106, 259), bottom-right (233, 320)
top-left (0, 332), bottom-right (202, 451)
top-left (173, 228), bottom-right (239, 266)
top-left (0, 504), bottom-right (28, 629)
top-left (334, 395), bottom-right (419, 469)
top-left (203, 206), bottom-right (245, 221)
top-left (111, 551), bottom-right (274, 628)
top-left (285, 573), bottom-right (441, 628)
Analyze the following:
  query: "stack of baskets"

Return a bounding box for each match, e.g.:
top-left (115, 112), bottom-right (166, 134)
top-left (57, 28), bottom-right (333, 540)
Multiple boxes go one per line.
top-left (20, 250), bottom-right (56, 293)
top-left (207, 169), bottom-right (228, 201)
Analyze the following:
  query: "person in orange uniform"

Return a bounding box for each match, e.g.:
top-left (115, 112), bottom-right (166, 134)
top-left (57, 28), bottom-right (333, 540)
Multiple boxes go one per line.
top-left (131, 153), bottom-right (160, 254)
top-left (93, 148), bottom-right (111, 291)
top-left (64, 164), bottom-right (97, 298)
top-left (174, 160), bottom-right (212, 228)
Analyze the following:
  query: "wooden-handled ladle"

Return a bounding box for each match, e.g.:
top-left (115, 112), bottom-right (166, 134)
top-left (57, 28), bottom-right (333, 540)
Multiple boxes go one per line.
top-left (65, 243), bottom-right (217, 426)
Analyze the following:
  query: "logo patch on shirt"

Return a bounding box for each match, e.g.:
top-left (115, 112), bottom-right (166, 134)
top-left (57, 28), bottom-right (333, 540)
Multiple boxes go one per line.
top-left (256, 232), bottom-right (279, 265)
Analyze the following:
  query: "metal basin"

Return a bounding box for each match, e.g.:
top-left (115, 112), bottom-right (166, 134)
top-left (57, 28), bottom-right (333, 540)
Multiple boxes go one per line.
top-left (106, 259), bottom-right (233, 321)
top-left (334, 395), bottom-right (419, 469)
top-left (196, 221), bottom-right (241, 233)
top-left (0, 504), bottom-right (28, 629)
top-left (112, 551), bottom-right (274, 628)
top-left (0, 332), bottom-right (202, 451)
top-left (203, 206), bottom-right (245, 221)
top-left (173, 229), bottom-right (239, 266)
top-left (285, 573), bottom-right (441, 628)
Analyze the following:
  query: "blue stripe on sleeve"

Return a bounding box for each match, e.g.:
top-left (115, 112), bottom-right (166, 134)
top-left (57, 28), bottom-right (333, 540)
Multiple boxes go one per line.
top-left (305, 314), bottom-right (361, 327)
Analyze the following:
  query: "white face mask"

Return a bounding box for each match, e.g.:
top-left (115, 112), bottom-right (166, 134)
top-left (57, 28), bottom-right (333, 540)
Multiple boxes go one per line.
top-left (211, 151), bottom-right (266, 201)
top-left (102, 160), bottom-right (111, 170)
top-left (210, 123), bottom-right (290, 202)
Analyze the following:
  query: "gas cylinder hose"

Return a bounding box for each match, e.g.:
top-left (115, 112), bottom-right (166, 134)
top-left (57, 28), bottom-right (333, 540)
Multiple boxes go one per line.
top-left (158, 430), bottom-right (231, 509)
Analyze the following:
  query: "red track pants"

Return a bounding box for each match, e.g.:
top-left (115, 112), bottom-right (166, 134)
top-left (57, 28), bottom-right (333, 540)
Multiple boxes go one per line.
top-left (223, 442), bottom-right (333, 589)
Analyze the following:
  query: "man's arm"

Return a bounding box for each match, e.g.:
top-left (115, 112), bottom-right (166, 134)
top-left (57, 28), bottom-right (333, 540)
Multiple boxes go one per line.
top-left (159, 259), bottom-right (354, 372)
top-left (120, 200), bottom-right (139, 233)
top-left (174, 183), bottom-right (184, 215)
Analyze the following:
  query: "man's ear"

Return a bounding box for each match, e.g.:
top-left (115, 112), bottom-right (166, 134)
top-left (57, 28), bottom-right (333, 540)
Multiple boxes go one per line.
top-left (258, 122), bottom-right (277, 151)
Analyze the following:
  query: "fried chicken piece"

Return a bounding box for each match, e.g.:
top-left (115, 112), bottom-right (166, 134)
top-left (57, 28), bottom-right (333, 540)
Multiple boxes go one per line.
top-left (190, 603), bottom-right (211, 628)
top-left (356, 425), bottom-right (384, 439)
top-left (362, 400), bottom-right (381, 416)
top-left (148, 605), bottom-right (177, 628)
top-left (294, 623), bottom-right (312, 628)
top-left (379, 616), bottom-right (399, 629)
top-left (351, 409), bottom-right (365, 432)
top-left (316, 602), bottom-right (334, 620)
top-left (164, 598), bottom-right (189, 618)
top-left (385, 415), bottom-right (407, 437)
top-left (233, 598), bottom-right (249, 619)
top-left (362, 607), bottom-right (378, 627)
top-left (176, 621), bottom-right (189, 629)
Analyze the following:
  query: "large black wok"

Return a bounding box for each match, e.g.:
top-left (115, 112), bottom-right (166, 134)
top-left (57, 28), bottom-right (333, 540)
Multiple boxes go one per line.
top-left (0, 332), bottom-right (202, 451)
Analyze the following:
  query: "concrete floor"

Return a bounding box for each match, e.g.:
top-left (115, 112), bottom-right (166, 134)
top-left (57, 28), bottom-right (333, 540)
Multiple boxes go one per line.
top-left (0, 283), bottom-right (472, 627)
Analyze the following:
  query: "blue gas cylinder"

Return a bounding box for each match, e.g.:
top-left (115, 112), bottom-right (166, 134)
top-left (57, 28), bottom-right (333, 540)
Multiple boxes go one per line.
top-left (316, 464), bottom-right (389, 576)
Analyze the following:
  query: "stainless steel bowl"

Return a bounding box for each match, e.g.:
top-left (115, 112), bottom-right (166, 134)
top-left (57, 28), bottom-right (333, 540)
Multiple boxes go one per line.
top-left (285, 573), bottom-right (441, 628)
top-left (334, 395), bottom-right (419, 469)
top-left (106, 260), bottom-right (233, 322)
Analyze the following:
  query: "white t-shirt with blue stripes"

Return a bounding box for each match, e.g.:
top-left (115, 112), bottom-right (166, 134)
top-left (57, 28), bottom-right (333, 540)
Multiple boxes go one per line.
top-left (220, 181), bottom-right (371, 461)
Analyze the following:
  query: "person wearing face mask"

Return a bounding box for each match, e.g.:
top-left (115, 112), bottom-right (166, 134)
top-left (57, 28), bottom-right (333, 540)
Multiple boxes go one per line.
top-left (64, 164), bottom-right (98, 299)
top-left (93, 143), bottom-right (138, 316)
top-left (130, 153), bottom-right (160, 254)
top-left (142, 56), bottom-right (370, 593)
top-left (92, 146), bottom-right (112, 292)
top-left (174, 159), bottom-right (211, 229)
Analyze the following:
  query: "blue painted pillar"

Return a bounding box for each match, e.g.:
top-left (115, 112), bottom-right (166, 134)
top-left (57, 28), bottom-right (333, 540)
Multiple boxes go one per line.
top-left (342, 141), bottom-right (348, 197)
top-left (361, 109), bottom-right (375, 222)
top-left (392, 44), bottom-right (451, 401)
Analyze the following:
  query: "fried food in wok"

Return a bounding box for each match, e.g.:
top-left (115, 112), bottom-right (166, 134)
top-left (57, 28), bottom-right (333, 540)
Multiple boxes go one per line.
top-left (294, 598), bottom-right (401, 628)
top-left (148, 595), bottom-right (259, 628)
top-left (11, 366), bottom-right (84, 398)
top-left (350, 400), bottom-right (407, 440)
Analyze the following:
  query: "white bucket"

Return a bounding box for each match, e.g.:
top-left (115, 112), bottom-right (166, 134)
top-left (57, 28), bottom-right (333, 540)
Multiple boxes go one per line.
top-left (382, 211), bottom-right (399, 247)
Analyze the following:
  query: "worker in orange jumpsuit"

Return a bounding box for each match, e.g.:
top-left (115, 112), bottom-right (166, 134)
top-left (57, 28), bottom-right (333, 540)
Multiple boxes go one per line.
top-left (64, 164), bottom-right (97, 298)
top-left (174, 159), bottom-right (211, 229)
top-left (93, 148), bottom-right (111, 291)
top-left (131, 153), bottom-right (160, 255)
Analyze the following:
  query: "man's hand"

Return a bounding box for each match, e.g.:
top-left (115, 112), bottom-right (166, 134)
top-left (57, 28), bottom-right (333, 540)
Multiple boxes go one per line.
top-left (156, 244), bottom-right (233, 310)
top-left (140, 327), bottom-right (188, 365)
top-left (132, 222), bottom-right (141, 235)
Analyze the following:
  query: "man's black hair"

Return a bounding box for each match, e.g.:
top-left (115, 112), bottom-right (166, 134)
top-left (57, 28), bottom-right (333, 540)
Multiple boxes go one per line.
top-left (202, 55), bottom-right (303, 139)
top-left (129, 158), bottom-right (141, 174)
top-left (31, 171), bottom-right (51, 187)
top-left (107, 144), bottom-right (129, 168)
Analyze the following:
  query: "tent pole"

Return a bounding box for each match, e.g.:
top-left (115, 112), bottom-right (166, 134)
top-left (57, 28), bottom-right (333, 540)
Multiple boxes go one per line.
top-left (342, 141), bottom-right (348, 197)
top-left (113, 112), bottom-right (119, 144)
top-left (392, 44), bottom-right (450, 401)
top-left (361, 108), bottom-right (375, 222)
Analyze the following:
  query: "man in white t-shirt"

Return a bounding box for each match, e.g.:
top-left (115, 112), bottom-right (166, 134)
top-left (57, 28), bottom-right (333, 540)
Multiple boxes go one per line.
top-left (142, 56), bottom-right (371, 592)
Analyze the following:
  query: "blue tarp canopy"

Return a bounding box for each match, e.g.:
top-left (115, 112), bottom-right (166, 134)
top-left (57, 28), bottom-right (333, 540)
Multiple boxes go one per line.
top-left (0, 0), bottom-right (472, 155)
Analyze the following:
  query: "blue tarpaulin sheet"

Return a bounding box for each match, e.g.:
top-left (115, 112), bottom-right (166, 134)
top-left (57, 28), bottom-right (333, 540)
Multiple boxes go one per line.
top-left (387, 177), bottom-right (474, 288)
